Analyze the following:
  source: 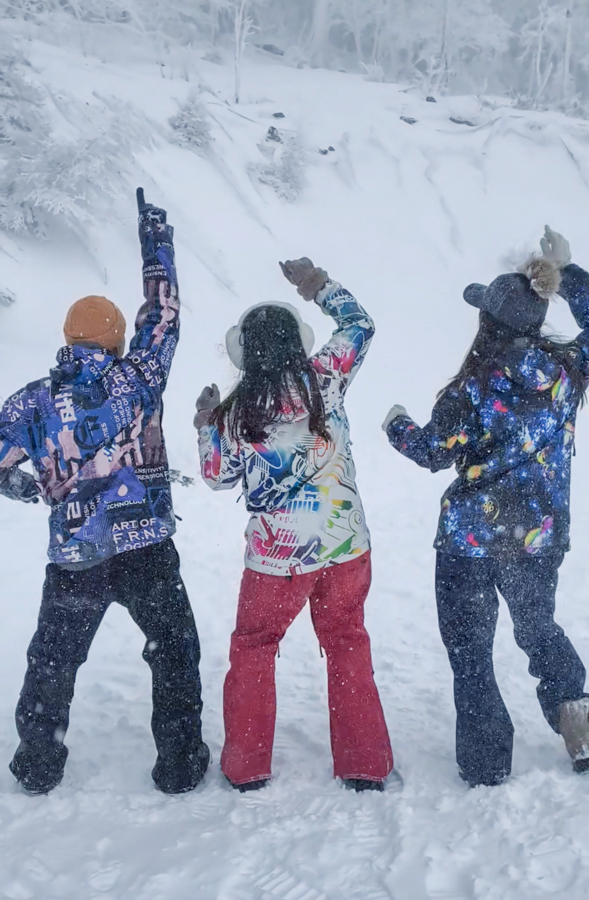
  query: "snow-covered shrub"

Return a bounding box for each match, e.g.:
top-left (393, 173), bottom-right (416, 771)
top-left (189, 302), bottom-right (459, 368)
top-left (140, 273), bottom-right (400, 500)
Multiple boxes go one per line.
top-left (169, 93), bottom-right (212, 152)
top-left (283, 45), bottom-right (310, 69)
top-left (0, 46), bottom-right (44, 150)
top-left (0, 43), bottom-right (51, 235)
top-left (250, 130), bottom-right (305, 202)
top-left (0, 41), bottom-right (151, 238)
top-left (361, 62), bottom-right (385, 83)
top-left (0, 121), bottom-right (145, 236)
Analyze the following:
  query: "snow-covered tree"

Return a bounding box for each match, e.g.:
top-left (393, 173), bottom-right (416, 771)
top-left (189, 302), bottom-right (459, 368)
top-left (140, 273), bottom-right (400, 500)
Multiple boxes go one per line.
top-left (0, 36), bottom-right (151, 237)
top-left (169, 93), bottom-right (213, 152)
top-left (1, 1), bottom-right (589, 154)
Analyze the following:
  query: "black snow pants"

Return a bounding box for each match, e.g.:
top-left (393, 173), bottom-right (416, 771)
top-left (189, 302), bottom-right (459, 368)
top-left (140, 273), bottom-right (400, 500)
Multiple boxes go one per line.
top-left (435, 551), bottom-right (586, 787)
top-left (10, 538), bottom-right (209, 793)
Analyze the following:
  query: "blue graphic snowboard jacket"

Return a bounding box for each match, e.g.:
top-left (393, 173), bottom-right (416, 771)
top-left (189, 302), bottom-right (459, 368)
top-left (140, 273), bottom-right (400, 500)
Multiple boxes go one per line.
top-left (0, 215), bottom-right (180, 568)
top-left (387, 264), bottom-right (589, 558)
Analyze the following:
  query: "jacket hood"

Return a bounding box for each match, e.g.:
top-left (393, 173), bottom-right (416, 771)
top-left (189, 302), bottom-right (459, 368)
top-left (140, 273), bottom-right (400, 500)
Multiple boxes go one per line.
top-left (51, 345), bottom-right (118, 391)
top-left (493, 340), bottom-right (562, 394)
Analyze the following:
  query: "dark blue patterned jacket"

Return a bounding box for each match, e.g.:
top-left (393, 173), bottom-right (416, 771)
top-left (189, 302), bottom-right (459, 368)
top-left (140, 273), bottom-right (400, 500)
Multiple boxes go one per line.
top-left (387, 264), bottom-right (589, 558)
top-left (0, 216), bottom-right (180, 568)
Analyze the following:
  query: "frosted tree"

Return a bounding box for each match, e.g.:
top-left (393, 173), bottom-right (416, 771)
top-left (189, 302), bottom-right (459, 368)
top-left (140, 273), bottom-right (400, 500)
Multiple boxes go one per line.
top-left (250, 128), bottom-right (306, 201)
top-left (0, 33), bottom-right (151, 238)
top-left (2, 0), bottom-right (589, 129)
top-left (309, 0), bottom-right (332, 67)
top-left (234, 0), bottom-right (256, 103)
top-left (563, 1), bottom-right (575, 103)
top-left (0, 41), bottom-right (51, 234)
top-left (519, 1), bottom-right (571, 105)
top-left (169, 93), bottom-right (212, 152)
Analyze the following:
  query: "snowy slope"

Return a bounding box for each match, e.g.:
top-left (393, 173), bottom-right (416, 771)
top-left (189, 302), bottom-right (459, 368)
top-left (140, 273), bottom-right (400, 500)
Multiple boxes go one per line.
top-left (2, 40), bottom-right (589, 900)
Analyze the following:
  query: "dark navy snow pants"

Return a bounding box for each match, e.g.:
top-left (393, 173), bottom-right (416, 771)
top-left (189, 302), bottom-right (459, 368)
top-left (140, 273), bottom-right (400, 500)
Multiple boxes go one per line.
top-left (11, 538), bottom-right (207, 792)
top-left (435, 551), bottom-right (586, 786)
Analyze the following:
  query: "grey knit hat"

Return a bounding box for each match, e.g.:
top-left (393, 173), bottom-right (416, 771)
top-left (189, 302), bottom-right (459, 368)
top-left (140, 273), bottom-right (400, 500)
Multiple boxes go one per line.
top-left (464, 258), bottom-right (561, 333)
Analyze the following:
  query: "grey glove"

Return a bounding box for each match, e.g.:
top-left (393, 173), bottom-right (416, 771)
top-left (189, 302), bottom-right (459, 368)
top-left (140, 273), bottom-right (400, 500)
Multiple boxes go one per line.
top-left (194, 384), bottom-right (221, 429)
top-left (540, 225), bottom-right (572, 269)
top-left (0, 466), bottom-right (40, 503)
top-left (279, 257), bottom-right (329, 303)
top-left (382, 405), bottom-right (409, 432)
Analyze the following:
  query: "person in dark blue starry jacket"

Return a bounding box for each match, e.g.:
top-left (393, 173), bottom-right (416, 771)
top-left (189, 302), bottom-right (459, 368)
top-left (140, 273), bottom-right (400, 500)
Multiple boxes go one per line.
top-left (0, 191), bottom-right (209, 796)
top-left (384, 227), bottom-right (589, 787)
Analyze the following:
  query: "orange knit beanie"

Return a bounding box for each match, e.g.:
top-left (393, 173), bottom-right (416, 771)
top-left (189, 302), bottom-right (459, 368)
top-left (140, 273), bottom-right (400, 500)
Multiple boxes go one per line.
top-left (64, 296), bottom-right (126, 354)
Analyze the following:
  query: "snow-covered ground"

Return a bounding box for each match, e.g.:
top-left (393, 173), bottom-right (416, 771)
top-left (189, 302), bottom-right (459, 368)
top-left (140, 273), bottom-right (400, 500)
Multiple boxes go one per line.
top-left (3, 37), bottom-right (589, 899)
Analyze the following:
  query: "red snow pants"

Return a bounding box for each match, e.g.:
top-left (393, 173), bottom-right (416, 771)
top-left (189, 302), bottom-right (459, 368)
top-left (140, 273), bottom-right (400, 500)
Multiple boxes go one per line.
top-left (221, 551), bottom-right (393, 785)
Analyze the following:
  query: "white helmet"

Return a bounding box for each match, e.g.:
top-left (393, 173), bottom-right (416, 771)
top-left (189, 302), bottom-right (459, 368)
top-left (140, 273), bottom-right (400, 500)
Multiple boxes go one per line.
top-left (225, 302), bottom-right (315, 370)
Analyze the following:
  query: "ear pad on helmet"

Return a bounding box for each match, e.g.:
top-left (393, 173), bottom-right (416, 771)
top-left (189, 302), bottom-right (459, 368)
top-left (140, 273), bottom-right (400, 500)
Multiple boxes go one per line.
top-left (298, 323), bottom-right (315, 357)
top-left (225, 302), bottom-right (315, 370)
top-left (225, 325), bottom-right (244, 369)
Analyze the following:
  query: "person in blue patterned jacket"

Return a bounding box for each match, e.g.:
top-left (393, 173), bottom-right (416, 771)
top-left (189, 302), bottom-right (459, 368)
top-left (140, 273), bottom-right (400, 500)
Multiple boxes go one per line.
top-left (384, 227), bottom-right (589, 787)
top-left (0, 190), bottom-right (209, 795)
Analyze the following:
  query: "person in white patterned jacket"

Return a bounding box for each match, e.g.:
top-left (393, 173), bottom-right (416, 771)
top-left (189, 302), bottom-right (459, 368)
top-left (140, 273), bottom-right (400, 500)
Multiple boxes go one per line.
top-left (194, 258), bottom-right (393, 793)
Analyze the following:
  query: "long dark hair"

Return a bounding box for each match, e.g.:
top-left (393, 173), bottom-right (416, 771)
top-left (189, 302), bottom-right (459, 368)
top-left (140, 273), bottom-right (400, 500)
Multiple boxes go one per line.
top-left (445, 311), bottom-right (586, 404)
top-left (212, 305), bottom-right (331, 443)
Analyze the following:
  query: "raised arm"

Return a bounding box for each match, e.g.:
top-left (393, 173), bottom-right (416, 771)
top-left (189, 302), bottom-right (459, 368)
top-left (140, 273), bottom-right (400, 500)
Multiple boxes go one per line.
top-left (559, 264), bottom-right (589, 370)
top-left (540, 227), bottom-right (589, 371)
top-left (311, 282), bottom-right (374, 390)
top-left (126, 189), bottom-right (180, 397)
top-left (279, 257), bottom-right (374, 392)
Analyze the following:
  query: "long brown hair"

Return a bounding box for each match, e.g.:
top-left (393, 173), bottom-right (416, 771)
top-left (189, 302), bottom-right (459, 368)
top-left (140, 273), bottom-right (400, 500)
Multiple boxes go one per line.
top-left (212, 305), bottom-right (330, 443)
top-left (445, 311), bottom-right (586, 404)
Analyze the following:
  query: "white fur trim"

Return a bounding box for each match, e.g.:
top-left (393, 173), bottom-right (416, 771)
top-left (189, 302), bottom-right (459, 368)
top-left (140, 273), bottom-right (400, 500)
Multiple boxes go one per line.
top-left (225, 301), bottom-right (315, 369)
top-left (518, 256), bottom-right (561, 300)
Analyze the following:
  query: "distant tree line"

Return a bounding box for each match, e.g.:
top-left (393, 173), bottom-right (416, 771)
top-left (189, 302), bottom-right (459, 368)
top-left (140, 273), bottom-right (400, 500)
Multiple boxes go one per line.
top-left (1, 1), bottom-right (586, 112)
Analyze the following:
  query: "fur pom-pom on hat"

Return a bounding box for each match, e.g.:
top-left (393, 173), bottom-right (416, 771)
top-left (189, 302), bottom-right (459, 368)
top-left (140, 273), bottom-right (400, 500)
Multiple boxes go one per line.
top-left (518, 256), bottom-right (562, 300)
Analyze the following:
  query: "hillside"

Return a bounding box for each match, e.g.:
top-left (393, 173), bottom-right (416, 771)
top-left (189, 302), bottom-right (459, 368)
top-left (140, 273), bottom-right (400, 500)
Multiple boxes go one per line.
top-left (2, 39), bottom-right (589, 900)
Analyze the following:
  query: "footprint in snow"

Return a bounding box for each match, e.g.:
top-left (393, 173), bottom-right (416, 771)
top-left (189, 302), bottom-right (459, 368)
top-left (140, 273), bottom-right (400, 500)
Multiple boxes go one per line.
top-left (253, 867), bottom-right (326, 900)
top-left (88, 863), bottom-right (122, 892)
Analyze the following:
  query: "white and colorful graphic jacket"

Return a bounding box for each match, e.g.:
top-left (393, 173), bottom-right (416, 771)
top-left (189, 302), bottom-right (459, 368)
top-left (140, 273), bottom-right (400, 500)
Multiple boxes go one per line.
top-left (198, 283), bottom-right (374, 576)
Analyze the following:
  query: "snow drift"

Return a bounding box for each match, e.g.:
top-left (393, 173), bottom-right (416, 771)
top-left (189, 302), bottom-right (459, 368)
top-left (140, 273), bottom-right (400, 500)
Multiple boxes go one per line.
top-left (2, 36), bottom-right (589, 900)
